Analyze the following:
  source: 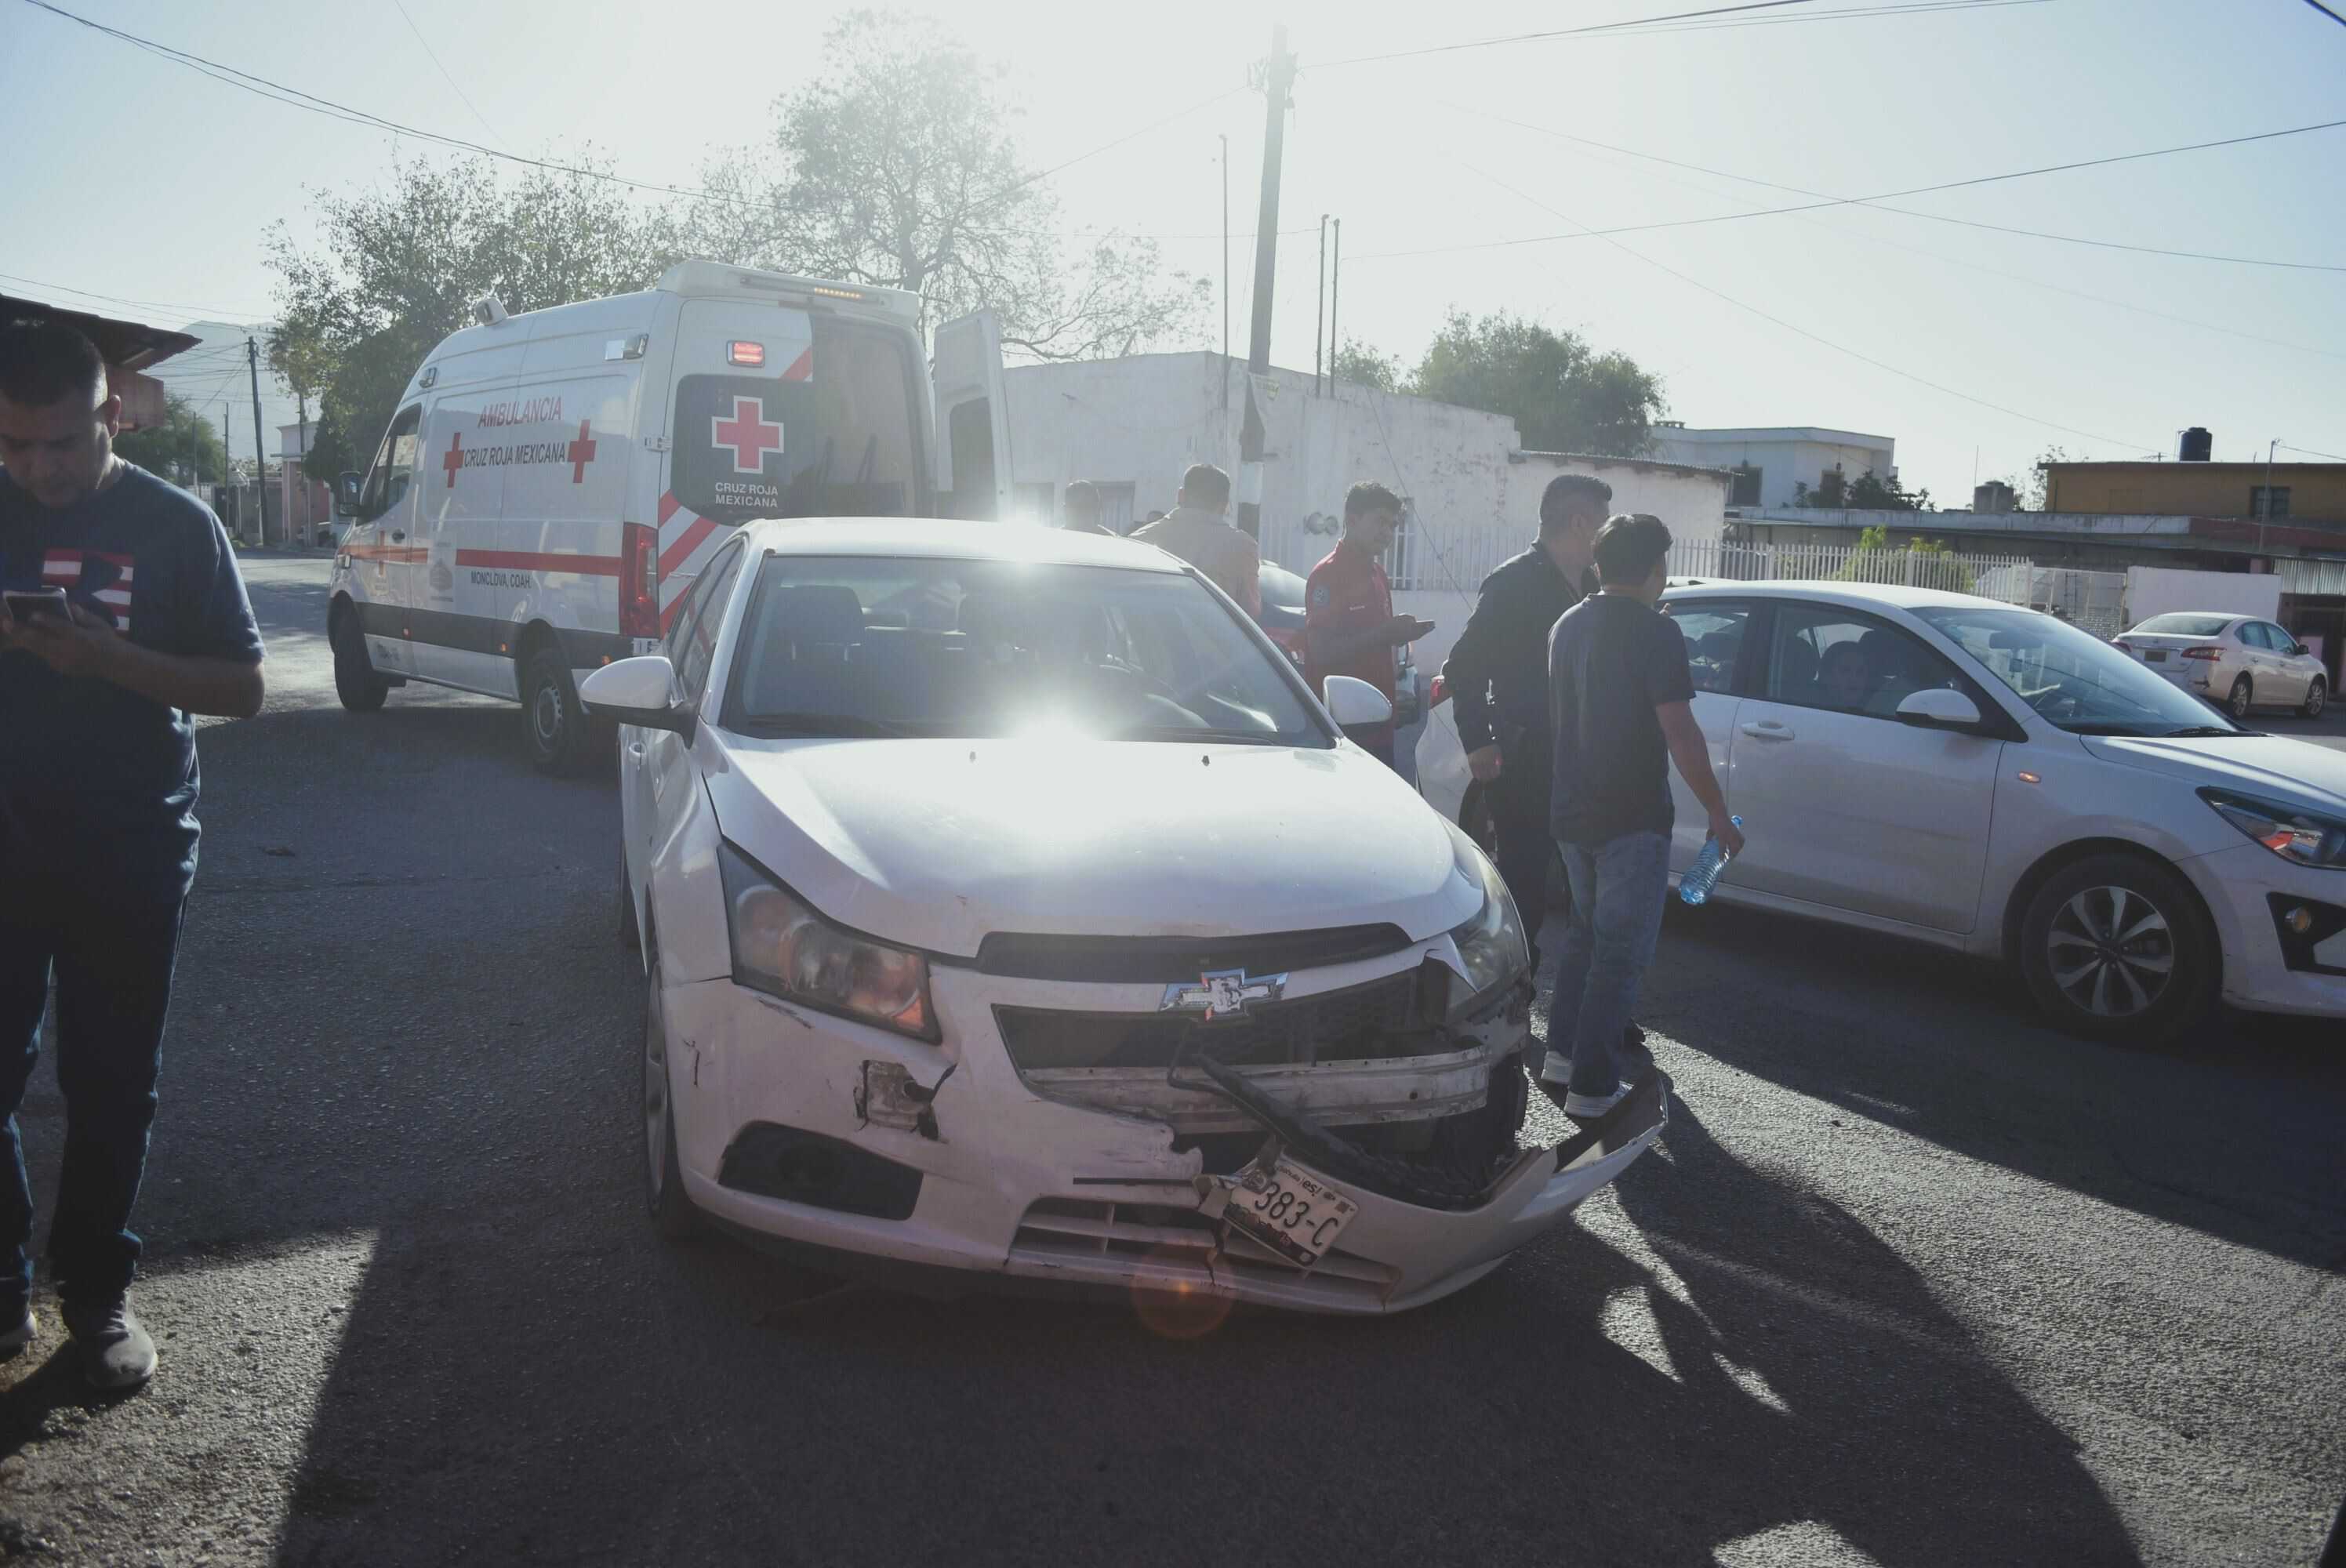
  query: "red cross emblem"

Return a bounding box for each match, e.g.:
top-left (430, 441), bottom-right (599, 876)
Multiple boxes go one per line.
top-left (567, 419), bottom-right (597, 484)
top-left (441, 430), bottom-right (464, 487)
top-left (711, 395), bottom-right (783, 475)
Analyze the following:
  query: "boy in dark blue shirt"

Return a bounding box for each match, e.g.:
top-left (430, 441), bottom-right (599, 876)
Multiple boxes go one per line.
top-left (0, 319), bottom-right (265, 1389)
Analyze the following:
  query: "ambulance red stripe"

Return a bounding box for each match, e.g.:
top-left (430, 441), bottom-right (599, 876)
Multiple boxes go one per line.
top-left (452, 550), bottom-right (622, 575)
top-left (659, 516), bottom-right (718, 576)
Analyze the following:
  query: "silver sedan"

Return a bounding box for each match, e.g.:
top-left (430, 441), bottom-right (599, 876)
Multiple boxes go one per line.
top-left (2112, 612), bottom-right (2329, 720)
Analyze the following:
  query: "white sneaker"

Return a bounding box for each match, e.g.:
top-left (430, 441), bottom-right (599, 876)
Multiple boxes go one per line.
top-left (1562, 1080), bottom-right (1636, 1120)
top-left (0, 1305), bottom-right (34, 1358)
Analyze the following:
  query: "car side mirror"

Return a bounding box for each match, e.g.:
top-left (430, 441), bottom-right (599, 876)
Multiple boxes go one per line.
top-left (1895, 688), bottom-right (1984, 731)
top-left (1323, 673), bottom-right (1394, 729)
top-left (334, 471), bottom-right (363, 518)
top-left (580, 655), bottom-right (697, 739)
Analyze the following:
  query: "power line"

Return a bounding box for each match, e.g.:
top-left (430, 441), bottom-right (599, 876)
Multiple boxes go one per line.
top-left (2300, 0), bottom-right (2346, 27)
top-left (17, 0), bottom-right (1240, 239)
top-left (1441, 110), bottom-right (2346, 359)
top-left (1354, 113), bottom-right (2346, 270)
top-left (1460, 159), bottom-right (2157, 451)
top-left (2279, 443), bottom-right (2346, 462)
top-left (1317, 0), bottom-right (2039, 66)
top-left (0, 269), bottom-right (274, 321)
top-left (390, 0), bottom-right (506, 149)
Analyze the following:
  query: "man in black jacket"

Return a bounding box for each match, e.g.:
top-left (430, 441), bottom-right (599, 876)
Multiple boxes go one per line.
top-left (1442, 474), bottom-right (1611, 949)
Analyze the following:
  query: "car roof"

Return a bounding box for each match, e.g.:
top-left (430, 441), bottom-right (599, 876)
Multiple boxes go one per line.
top-left (1661, 579), bottom-right (2014, 613)
top-left (737, 517), bottom-right (1188, 571)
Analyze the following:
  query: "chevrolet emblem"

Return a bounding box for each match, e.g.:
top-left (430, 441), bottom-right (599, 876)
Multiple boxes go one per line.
top-left (1159, 968), bottom-right (1287, 1023)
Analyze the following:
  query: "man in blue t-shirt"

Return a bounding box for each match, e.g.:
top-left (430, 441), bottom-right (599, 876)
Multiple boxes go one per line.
top-left (1543, 514), bottom-right (1740, 1121)
top-left (0, 319), bottom-right (265, 1389)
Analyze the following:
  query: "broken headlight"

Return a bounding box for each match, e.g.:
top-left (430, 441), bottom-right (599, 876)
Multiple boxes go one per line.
top-left (1444, 824), bottom-right (1529, 1013)
top-left (2201, 789), bottom-right (2346, 870)
top-left (717, 842), bottom-right (938, 1040)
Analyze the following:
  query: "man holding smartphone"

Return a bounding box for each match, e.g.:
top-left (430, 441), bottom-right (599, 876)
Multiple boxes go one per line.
top-left (1303, 481), bottom-right (1431, 769)
top-left (0, 319), bottom-right (265, 1389)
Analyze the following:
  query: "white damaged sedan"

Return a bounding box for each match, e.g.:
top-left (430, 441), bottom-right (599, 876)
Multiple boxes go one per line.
top-left (584, 520), bottom-right (1665, 1313)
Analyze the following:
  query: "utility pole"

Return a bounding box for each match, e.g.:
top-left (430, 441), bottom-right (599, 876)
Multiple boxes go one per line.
top-left (1237, 23), bottom-right (1296, 539)
top-left (1314, 216), bottom-right (1327, 396)
top-left (1328, 218), bottom-right (1341, 397)
top-left (247, 337), bottom-right (270, 548)
top-left (1220, 133), bottom-right (1230, 412)
top-left (2261, 437), bottom-right (2279, 557)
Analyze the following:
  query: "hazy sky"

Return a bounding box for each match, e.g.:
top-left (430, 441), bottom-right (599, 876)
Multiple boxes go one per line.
top-left (5, 0), bottom-right (2342, 503)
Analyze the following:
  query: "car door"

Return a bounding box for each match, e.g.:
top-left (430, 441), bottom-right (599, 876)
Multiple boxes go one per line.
top-left (646, 539), bottom-right (749, 855)
top-left (1722, 601), bottom-right (2004, 933)
top-left (2226, 620), bottom-right (2268, 705)
top-left (1656, 596), bottom-right (1757, 874)
top-left (622, 545), bottom-right (729, 896)
top-left (347, 403), bottom-right (425, 676)
top-left (2255, 622), bottom-right (2307, 703)
top-left (932, 309), bottom-right (1014, 521)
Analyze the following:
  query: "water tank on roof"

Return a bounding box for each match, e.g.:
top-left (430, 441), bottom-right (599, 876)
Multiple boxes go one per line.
top-left (2178, 426), bottom-right (2212, 463)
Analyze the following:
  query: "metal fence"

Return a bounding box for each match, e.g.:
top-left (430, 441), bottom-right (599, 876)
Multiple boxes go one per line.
top-left (1979, 565), bottom-right (2130, 640)
top-left (1669, 539), bottom-right (2036, 601)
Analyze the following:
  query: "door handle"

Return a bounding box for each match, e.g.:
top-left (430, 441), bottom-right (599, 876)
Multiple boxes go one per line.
top-left (1738, 721), bottom-right (1794, 741)
top-left (390, 530), bottom-right (406, 542)
top-left (625, 742), bottom-right (645, 759)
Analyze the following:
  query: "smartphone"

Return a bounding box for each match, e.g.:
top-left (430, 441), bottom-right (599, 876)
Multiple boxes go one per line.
top-left (2, 587), bottom-right (69, 626)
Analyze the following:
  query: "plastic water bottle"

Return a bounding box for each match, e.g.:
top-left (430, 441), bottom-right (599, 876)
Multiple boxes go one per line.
top-left (1678, 815), bottom-right (1744, 906)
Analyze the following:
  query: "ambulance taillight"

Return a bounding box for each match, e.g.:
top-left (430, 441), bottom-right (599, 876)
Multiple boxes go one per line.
top-left (620, 523), bottom-right (660, 639)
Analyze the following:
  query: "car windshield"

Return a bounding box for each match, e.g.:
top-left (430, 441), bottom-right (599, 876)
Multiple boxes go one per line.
top-left (2131, 613), bottom-right (2232, 637)
top-left (1916, 606), bottom-right (2244, 737)
top-left (722, 555), bottom-right (1329, 746)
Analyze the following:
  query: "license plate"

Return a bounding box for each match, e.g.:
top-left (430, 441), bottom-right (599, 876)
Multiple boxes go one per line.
top-left (1223, 1159), bottom-right (1358, 1269)
top-left (2144, 650), bottom-right (2167, 663)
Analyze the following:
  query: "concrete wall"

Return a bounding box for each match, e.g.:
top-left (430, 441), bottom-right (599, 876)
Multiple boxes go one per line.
top-left (1651, 427), bottom-right (1895, 507)
top-left (2044, 463), bottom-right (2346, 522)
top-left (2124, 566), bottom-right (2282, 625)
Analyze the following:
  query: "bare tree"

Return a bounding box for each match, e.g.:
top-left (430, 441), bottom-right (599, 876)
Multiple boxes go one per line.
top-left (665, 10), bottom-right (1207, 358)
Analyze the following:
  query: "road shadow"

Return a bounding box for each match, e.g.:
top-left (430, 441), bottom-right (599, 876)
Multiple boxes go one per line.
top-left (269, 1055), bottom-right (2139, 1566)
top-left (1647, 898), bottom-right (2346, 1272)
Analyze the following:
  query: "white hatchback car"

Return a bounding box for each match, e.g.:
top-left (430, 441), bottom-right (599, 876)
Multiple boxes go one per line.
top-left (1422, 580), bottom-right (2346, 1043)
top-left (2112, 612), bottom-right (2329, 721)
top-left (582, 520), bottom-right (1667, 1312)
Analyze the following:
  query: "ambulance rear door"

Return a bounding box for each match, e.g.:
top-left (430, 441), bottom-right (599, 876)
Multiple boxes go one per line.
top-left (659, 299), bottom-right (930, 625)
top-left (932, 308), bottom-right (1013, 521)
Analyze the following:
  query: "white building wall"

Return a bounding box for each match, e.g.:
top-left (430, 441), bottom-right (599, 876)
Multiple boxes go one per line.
top-left (1651, 427), bottom-right (1896, 507)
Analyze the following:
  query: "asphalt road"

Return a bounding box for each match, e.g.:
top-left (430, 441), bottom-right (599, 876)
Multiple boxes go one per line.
top-left (2, 554), bottom-right (2341, 1567)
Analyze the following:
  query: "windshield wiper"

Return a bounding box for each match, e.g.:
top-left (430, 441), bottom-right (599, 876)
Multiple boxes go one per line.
top-left (2158, 725), bottom-right (2252, 739)
top-left (738, 712), bottom-right (931, 739)
top-left (1117, 726), bottom-right (1295, 746)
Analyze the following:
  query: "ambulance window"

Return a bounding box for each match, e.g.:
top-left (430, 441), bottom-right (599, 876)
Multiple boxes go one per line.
top-left (677, 541), bottom-right (748, 703)
top-left (358, 405), bottom-right (422, 524)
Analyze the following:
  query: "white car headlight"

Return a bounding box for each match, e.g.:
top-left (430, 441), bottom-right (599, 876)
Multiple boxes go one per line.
top-left (2201, 789), bottom-right (2346, 871)
top-left (1443, 825), bottom-right (1529, 1009)
top-left (717, 843), bottom-right (938, 1039)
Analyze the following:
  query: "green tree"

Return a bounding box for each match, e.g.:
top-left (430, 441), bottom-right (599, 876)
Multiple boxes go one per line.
top-left (667, 11), bottom-right (1206, 358)
top-left (1792, 468), bottom-right (1849, 507)
top-left (114, 393), bottom-right (227, 485)
top-left (267, 155), bottom-right (677, 466)
top-left (1847, 468), bottom-right (1930, 510)
top-left (267, 313), bottom-right (336, 476)
top-left (1331, 337), bottom-right (1406, 394)
top-left (2027, 445), bottom-right (2068, 511)
top-left (1407, 310), bottom-right (1663, 456)
top-left (1838, 524), bottom-right (1974, 592)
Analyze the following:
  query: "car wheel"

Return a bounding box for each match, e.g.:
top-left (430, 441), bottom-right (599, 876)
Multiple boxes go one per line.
top-left (618, 842), bottom-right (641, 953)
top-left (2301, 678), bottom-right (2327, 720)
top-left (2018, 854), bottom-right (2215, 1046)
top-left (2227, 676), bottom-right (2253, 720)
top-left (523, 647), bottom-right (594, 775)
top-left (331, 609), bottom-right (390, 713)
top-left (643, 941), bottom-right (699, 1241)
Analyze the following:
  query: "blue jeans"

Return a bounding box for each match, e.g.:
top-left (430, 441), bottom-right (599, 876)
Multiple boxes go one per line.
top-left (0, 889), bottom-right (183, 1307)
top-left (1551, 831), bottom-right (1669, 1098)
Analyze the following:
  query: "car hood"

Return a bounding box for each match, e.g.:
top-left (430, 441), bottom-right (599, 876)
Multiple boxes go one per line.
top-left (2079, 733), bottom-right (2346, 811)
top-left (701, 736), bottom-right (1483, 958)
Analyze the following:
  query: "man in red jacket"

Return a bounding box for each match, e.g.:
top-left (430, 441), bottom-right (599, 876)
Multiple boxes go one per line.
top-left (1303, 481), bottom-right (1431, 768)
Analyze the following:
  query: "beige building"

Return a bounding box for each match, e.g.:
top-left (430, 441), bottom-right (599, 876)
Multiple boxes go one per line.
top-left (2042, 460), bottom-right (2346, 524)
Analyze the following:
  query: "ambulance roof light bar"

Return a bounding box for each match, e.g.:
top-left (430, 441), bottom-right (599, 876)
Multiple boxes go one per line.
top-left (654, 260), bottom-right (921, 322)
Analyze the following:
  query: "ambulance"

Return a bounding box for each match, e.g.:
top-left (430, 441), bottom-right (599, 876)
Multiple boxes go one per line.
top-left (325, 260), bottom-right (1013, 770)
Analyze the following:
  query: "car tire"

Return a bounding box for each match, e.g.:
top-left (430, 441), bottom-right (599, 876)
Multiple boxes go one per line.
top-left (2227, 675), bottom-right (2253, 721)
top-left (643, 939), bottom-right (700, 1242)
top-left (2301, 678), bottom-right (2327, 720)
top-left (618, 842), bottom-right (641, 953)
top-left (2018, 853), bottom-right (2216, 1047)
top-left (331, 609), bottom-right (390, 713)
top-left (523, 647), bottom-right (595, 775)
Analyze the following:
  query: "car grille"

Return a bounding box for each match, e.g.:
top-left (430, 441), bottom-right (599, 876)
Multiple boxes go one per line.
top-left (972, 924), bottom-right (1415, 983)
top-left (993, 962), bottom-right (1450, 1072)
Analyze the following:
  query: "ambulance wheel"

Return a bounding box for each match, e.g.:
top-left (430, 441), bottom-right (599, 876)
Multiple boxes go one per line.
top-left (523, 647), bottom-right (594, 775)
top-left (332, 610), bottom-right (390, 713)
top-left (643, 935), bottom-right (700, 1242)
